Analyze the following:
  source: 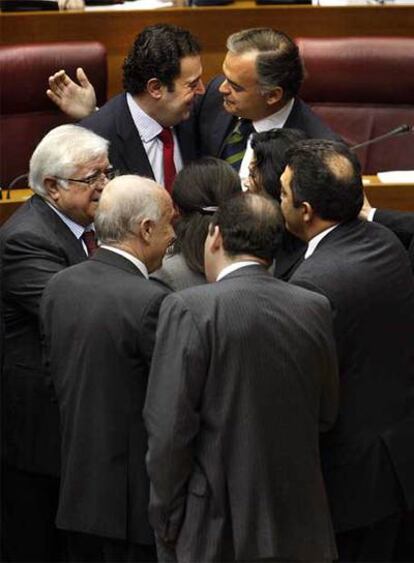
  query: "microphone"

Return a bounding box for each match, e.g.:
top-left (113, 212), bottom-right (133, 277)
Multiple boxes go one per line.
top-left (6, 172), bottom-right (29, 200)
top-left (352, 124), bottom-right (413, 151)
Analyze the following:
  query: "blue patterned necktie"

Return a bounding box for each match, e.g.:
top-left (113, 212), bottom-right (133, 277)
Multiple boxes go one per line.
top-left (220, 119), bottom-right (254, 171)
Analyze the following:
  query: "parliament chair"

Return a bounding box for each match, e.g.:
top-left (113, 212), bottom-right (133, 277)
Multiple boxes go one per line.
top-left (0, 41), bottom-right (107, 188)
top-left (296, 36), bottom-right (414, 174)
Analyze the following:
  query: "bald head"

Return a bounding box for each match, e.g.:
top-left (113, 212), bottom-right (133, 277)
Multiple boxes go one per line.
top-left (95, 175), bottom-right (170, 245)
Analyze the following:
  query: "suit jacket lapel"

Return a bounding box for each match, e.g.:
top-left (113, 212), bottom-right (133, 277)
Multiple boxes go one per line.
top-left (115, 94), bottom-right (154, 179)
top-left (32, 196), bottom-right (87, 263)
top-left (212, 110), bottom-right (235, 157)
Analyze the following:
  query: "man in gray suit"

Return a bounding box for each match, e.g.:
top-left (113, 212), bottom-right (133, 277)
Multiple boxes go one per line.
top-left (280, 139), bottom-right (414, 561)
top-left (144, 193), bottom-right (339, 562)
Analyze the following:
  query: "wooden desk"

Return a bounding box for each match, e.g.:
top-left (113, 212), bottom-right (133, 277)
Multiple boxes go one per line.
top-left (1, 5), bottom-right (414, 98)
top-left (1, 181), bottom-right (412, 226)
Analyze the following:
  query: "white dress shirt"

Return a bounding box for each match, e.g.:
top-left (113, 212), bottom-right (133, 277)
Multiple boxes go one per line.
top-left (126, 93), bottom-right (183, 187)
top-left (239, 98), bottom-right (295, 187)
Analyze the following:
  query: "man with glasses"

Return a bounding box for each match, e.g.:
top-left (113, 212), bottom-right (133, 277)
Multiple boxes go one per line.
top-left (0, 124), bottom-right (111, 562)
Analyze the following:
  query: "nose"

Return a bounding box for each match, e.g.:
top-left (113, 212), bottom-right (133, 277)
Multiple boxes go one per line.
top-left (219, 79), bottom-right (230, 95)
top-left (195, 79), bottom-right (205, 95)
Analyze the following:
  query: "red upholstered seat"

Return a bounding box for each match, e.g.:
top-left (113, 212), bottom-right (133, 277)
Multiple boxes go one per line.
top-left (296, 37), bottom-right (414, 174)
top-left (0, 42), bottom-right (107, 188)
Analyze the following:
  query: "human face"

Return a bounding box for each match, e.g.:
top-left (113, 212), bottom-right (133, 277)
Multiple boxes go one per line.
top-left (219, 51), bottom-right (273, 121)
top-left (50, 155), bottom-right (110, 226)
top-left (280, 165), bottom-right (305, 239)
top-left (244, 158), bottom-right (262, 193)
top-left (146, 193), bottom-right (176, 273)
top-left (161, 55), bottom-right (204, 126)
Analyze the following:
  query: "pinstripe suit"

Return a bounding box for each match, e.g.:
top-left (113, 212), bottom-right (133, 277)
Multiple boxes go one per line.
top-left (144, 264), bottom-right (339, 562)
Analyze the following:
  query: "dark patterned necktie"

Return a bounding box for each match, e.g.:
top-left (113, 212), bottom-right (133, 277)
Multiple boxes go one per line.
top-left (82, 229), bottom-right (98, 256)
top-left (159, 127), bottom-right (177, 193)
top-left (220, 119), bottom-right (254, 171)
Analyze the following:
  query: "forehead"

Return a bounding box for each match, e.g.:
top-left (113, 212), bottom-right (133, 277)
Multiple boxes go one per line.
top-left (222, 51), bottom-right (259, 86)
top-left (175, 55), bottom-right (202, 83)
top-left (281, 166), bottom-right (293, 188)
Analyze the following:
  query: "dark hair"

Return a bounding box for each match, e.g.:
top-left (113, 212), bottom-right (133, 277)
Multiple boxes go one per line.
top-left (210, 192), bottom-right (284, 262)
top-left (250, 128), bottom-right (307, 201)
top-left (123, 24), bottom-right (201, 95)
top-left (226, 28), bottom-right (304, 101)
top-left (172, 157), bottom-right (241, 274)
top-left (285, 139), bottom-right (364, 222)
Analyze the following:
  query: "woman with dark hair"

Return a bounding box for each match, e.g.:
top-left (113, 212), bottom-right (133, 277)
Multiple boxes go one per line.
top-left (248, 128), bottom-right (307, 199)
top-left (152, 157), bottom-right (241, 290)
top-left (248, 128), bottom-right (308, 280)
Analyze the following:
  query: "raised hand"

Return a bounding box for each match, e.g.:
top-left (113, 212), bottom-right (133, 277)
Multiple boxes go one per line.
top-left (47, 67), bottom-right (96, 120)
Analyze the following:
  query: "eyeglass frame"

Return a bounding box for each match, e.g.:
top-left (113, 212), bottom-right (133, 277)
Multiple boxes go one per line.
top-left (55, 167), bottom-right (117, 187)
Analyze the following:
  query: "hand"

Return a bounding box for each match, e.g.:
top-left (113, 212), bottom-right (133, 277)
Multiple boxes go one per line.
top-left (359, 191), bottom-right (373, 221)
top-left (57, 0), bottom-right (85, 10)
top-left (46, 67), bottom-right (96, 120)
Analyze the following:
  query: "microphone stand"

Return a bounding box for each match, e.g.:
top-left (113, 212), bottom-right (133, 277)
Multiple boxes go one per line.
top-left (352, 124), bottom-right (413, 151)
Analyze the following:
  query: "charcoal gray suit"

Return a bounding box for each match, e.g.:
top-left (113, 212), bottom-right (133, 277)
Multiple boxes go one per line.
top-left (40, 248), bottom-right (169, 549)
top-left (80, 93), bottom-right (197, 177)
top-left (144, 264), bottom-right (339, 562)
top-left (289, 220), bottom-right (414, 542)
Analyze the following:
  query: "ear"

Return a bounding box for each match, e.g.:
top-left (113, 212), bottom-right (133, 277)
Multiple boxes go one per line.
top-left (265, 86), bottom-right (284, 107)
top-left (146, 78), bottom-right (164, 100)
top-left (302, 202), bottom-right (314, 224)
top-left (43, 177), bottom-right (61, 203)
top-left (207, 225), bottom-right (223, 254)
top-left (139, 218), bottom-right (154, 244)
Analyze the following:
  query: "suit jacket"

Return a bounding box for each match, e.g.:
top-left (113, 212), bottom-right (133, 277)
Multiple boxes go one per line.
top-left (374, 208), bottom-right (414, 272)
top-left (80, 93), bottom-right (197, 176)
top-left (151, 252), bottom-right (206, 291)
top-left (144, 265), bottom-right (339, 562)
top-left (40, 248), bottom-right (169, 543)
top-left (195, 75), bottom-right (341, 159)
top-left (0, 195), bottom-right (87, 476)
top-left (290, 219), bottom-right (414, 533)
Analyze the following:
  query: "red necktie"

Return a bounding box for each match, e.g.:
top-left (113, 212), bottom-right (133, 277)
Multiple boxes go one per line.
top-left (159, 127), bottom-right (176, 193)
top-left (82, 229), bottom-right (98, 256)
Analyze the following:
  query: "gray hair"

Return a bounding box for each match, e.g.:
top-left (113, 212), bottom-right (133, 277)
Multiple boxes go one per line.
top-left (226, 28), bottom-right (304, 99)
top-left (95, 175), bottom-right (164, 244)
top-left (29, 124), bottom-right (109, 197)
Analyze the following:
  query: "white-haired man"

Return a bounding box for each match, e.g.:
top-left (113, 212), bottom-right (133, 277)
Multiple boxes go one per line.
top-left (40, 176), bottom-right (174, 562)
top-left (0, 124), bottom-right (112, 562)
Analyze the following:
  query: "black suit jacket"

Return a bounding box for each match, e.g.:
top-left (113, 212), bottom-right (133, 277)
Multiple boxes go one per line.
top-left (80, 93), bottom-right (197, 176)
top-left (195, 75), bottom-right (341, 159)
top-left (374, 208), bottom-right (414, 272)
top-left (0, 195), bottom-right (87, 475)
top-left (145, 265), bottom-right (339, 562)
top-left (40, 248), bottom-right (169, 543)
top-left (290, 219), bottom-right (414, 532)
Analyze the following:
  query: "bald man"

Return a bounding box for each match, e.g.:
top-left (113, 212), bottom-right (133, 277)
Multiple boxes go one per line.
top-left (40, 176), bottom-right (175, 562)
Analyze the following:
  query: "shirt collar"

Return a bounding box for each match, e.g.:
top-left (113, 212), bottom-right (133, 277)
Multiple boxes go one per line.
top-left (100, 245), bottom-right (149, 279)
top-left (305, 224), bottom-right (338, 259)
top-left (252, 98), bottom-right (295, 133)
top-left (216, 261), bottom-right (260, 282)
top-left (46, 200), bottom-right (91, 240)
top-left (126, 92), bottom-right (164, 143)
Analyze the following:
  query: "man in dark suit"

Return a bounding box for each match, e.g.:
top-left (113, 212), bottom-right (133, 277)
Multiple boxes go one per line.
top-left (279, 139), bottom-right (414, 561)
top-left (0, 124), bottom-right (112, 562)
top-left (40, 175), bottom-right (174, 562)
top-left (78, 24), bottom-right (203, 188)
top-left (144, 193), bottom-right (339, 562)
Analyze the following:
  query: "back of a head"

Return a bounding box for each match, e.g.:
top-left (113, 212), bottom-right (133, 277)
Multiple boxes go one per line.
top-left (172, 158), bottom-right (241, 274)
top-left (226, 28), bottom-right (304, 100)
top-left (29, 124), bottom-right (109, 198)
top-left (123, 24), bottom-right (201, 95)
top-left (251, 128), bottom-right (307, 200)
top-left (95, 175), bottom-right (163, 244)
top-left (285, 139), bottom-right (364, 222)
top-left (211, 192), bottom-right (284, 263)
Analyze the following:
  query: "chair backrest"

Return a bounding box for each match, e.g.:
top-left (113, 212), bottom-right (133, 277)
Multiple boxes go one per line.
top-left (0, 41), bottom-right (107, 188)
top-left (296, 36), bottom-right (414, 174)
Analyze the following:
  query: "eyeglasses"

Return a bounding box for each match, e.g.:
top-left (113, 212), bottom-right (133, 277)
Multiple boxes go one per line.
top-left (55, 167), bottom-right (116, 187)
